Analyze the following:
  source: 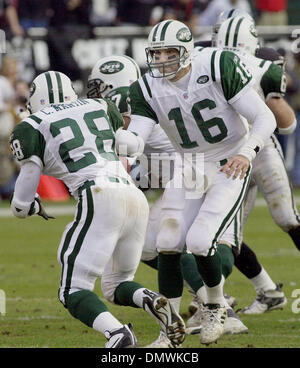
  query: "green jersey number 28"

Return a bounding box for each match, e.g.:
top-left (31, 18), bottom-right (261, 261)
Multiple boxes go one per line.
top-left (50, 109), bottom-right (118, 173)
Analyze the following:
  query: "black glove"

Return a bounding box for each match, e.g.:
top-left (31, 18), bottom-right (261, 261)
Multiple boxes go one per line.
top-left (35, 197), bottom-right (55, 221)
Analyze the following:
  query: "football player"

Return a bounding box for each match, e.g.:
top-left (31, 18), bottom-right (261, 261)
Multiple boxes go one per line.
top-left (186, 11), bottom-right (295, 320)
top-left (216, 15), bottom-right (298, 314)
top-left (115, 19), bottom-right (277, 345)
top-left (87, 54), bottom-right (246, 347)
top-left (9, 71), bottom-right (185, 348)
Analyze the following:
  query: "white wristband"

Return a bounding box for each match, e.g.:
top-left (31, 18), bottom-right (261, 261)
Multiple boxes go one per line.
top-left (277, 118), bottom-right (297, 135)
top-left (238, 134), bottom-right (265, 162)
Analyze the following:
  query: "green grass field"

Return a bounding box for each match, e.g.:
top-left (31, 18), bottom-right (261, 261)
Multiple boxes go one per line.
top-left (1, 194), bottom-right (300, 349)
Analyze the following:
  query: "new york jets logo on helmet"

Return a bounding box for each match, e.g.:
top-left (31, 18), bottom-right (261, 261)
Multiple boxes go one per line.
top-left (176, 27), bottom-right (192, 42)
top-left (100, 61), bottom-right (124, 75)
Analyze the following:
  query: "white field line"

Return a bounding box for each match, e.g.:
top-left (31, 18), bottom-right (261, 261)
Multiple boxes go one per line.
top-left (0, 196), bottom-right (299, 218)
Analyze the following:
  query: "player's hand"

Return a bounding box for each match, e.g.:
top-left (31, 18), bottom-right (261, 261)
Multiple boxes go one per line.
top-left (220, 155), bottom-right (250, 180)
top-left (35, 197), bottom-right (55, 221)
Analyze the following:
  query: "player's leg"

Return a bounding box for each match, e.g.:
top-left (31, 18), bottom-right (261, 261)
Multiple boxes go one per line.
top-left (155, 180), bottom-right (202, 316)
top-left (102, 186), bottom-right (185, 347)
top-left (140, 191), bottom-right (163, 270)
top-left (58, 183), bottom-right (136, 348)
top-left (256, 136), bottom-right (300, 248)
top-left (186, 165), bottom-right (251, 344)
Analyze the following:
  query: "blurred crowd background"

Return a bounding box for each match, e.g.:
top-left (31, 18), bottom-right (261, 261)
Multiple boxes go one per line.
top-left (0, 0), bottom-right (300, 200)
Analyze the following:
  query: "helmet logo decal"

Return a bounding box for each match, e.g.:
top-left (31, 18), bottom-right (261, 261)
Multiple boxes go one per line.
top-left (176, 27), bottom-right (192, 42)
top-left (100, 61), bottom-right (124, 74)
top-left (197, 75), bottom-right (209, 84)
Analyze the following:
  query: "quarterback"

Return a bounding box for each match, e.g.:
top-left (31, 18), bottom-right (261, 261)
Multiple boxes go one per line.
top-left (116, 19), bottom-right (277, 344)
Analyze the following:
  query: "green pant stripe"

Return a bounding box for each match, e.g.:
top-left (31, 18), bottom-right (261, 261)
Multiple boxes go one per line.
top-left (62, 187), bottom-right (94, 303)
top-left (209, 167), bottom-right (251, 255)
top-left (59, 192), bottom-right (83, 285)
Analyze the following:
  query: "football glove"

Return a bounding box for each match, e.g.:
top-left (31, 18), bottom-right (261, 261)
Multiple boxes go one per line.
top-left (35, 196), bottom-right (55, 221)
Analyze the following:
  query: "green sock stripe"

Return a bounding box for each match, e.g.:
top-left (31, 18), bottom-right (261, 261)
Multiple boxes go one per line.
top-left (66, 290), bottom-right (108, 327)
top-left (114, 281), bottom-right (144, 307)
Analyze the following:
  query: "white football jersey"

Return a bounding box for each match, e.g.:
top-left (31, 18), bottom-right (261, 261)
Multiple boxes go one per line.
top-left (130, 47), bottom-right (254, 161)
top-left (10, 98), bottom-right (134, 195)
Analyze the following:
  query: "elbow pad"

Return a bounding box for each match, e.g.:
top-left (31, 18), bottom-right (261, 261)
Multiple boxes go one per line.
top-left (277, 118), bottom-right (297, 135)
top-left (11, 195), bottom-right (39, 219)
top-left (115, 128), bottom-right (145, 157)
top-left (238, 134), bottom-right (265, 162)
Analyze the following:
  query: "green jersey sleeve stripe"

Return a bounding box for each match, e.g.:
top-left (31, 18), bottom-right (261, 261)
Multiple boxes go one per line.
top-left (129, 80), bottom-right (158, 123)
top-left (160, 20), bottom-right (172, 41)
top-left (28, 115), bottom-right (42, 124)
top-left (211, 50), bottom-right (217, 81)
top-left (233, 17), bottom-right (244, 47)
top-left (259, 59), bottom-right (267, 68)
top-left (55, 72), bottom-right (64, 103)
top-left (225, 18), bottom-right (235, 46)
top-left (142, 75), bottom-right (152, 98)
top-left (45, 72), bottom-right (54, 104)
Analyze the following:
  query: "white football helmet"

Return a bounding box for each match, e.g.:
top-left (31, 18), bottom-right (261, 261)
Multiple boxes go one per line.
top-left (87, 55), bottom-right (141, 98)
top-left (28, 71), bottom-right (77, 113)
top-left (216, 16), bottom-right (259, 56)
top-left (146, 20), bottom-right (194, 79)
top-left (212, 9), bottom-right (254, 47)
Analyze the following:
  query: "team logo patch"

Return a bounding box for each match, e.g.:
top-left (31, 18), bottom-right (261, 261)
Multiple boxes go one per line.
top-left (29, 82), bottom-right (36, 97)
top-left (176, 27), bottom-right (192, 42)
top-left (100, 61), bottom-right (124, 74)
top-left (197, 75), bottom-right (209, 84)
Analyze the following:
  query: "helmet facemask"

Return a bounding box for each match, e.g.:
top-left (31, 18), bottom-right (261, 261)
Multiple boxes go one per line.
top-left (87, 78), bottom-right (112, 98)
top-left (146, 46), bottom-right (190, 79)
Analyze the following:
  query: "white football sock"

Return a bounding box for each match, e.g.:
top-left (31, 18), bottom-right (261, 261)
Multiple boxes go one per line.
top-left (205, 276), bottom-right (227, 306)
top-left (249, 268), bottom-right (276, 293)
top-left (92, 311), bottom-right (123, 335)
